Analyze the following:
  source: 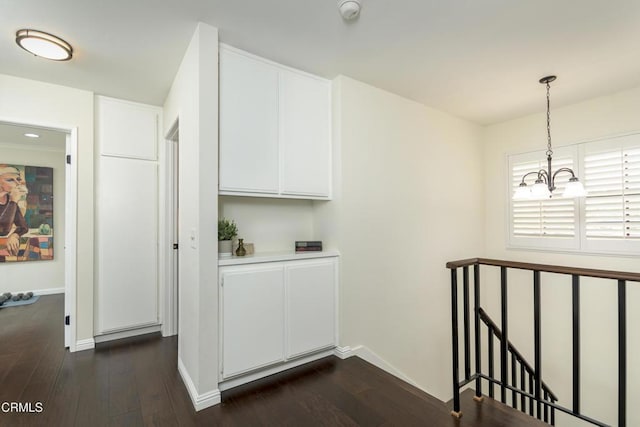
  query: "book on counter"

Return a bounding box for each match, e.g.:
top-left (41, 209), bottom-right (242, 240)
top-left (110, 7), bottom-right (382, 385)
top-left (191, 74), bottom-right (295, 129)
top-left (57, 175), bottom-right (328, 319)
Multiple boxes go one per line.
top-left (295, 241), bottom-right (322, 252)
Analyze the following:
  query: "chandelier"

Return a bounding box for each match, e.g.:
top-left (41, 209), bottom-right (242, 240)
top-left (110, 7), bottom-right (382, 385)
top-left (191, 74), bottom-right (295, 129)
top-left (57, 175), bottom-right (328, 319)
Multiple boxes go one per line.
top-left (513, 76), bottom-right (587, 200)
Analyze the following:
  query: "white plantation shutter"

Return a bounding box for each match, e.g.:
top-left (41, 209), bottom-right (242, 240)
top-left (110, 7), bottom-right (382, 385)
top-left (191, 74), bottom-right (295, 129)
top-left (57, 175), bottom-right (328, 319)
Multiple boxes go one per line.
top-left (512, 158), bottom-right (575, 237)
top-left (508, 134), bottom-right (640, 255)
top-left (584, 144), bottom-right (640, 241)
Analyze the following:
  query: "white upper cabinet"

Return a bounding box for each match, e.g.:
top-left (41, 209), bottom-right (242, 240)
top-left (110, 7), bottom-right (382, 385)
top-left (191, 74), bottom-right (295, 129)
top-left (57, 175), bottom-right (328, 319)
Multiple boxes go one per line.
top-left (219, 48), bottom-right (279, 194)
top-left (96, 96), bottom-right (158, 160)
top-left (279, 70), bottom-right (331, 197)
top-left (219, 45), bottom-right (332, 199)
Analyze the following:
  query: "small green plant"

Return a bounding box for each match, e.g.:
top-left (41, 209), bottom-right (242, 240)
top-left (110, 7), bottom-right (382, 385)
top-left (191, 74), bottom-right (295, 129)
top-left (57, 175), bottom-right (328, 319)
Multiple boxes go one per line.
top-left (218, 218), bottom-right (238, 241)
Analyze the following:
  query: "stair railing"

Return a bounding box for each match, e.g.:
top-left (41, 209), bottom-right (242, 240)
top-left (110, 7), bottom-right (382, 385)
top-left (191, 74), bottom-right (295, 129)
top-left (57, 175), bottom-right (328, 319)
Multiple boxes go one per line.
top-left (447, 258), bottom-right (640, 427)
top-left (478, 307), bottom-right (557, 423)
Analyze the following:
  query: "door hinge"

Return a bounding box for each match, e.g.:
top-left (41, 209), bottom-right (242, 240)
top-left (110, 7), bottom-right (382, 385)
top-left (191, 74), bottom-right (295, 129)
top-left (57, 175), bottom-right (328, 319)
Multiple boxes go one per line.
top-left (65, 315), bottom-right (70, 325)
top-left (173, 243), bottom-right (179, 250)
top-left (66, 155), bottom-right (71, 164)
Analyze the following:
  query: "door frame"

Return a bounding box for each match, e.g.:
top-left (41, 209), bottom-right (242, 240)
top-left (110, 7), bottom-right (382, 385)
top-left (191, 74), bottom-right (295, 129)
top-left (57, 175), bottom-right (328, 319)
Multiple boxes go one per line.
top-left (65, 129), bottom-right (78, 351)
top-left (161, 119), bottom-right (179, 337)
top-left (0, 119), bottom-right (78, 351)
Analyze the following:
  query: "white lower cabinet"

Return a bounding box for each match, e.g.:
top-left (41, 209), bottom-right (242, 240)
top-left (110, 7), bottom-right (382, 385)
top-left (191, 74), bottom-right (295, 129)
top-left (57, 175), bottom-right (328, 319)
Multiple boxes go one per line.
top-left (286, 260), bottom-right (336, 358)
top-left (220, 256), bottom-right (337, 380)
top-left (221, 265), bottom-right (285, 378)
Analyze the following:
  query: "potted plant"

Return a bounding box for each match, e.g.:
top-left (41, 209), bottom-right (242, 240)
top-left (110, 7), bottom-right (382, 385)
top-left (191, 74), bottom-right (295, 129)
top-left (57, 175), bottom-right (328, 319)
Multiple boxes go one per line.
top-left (218, 218), bottom-right (238, 257)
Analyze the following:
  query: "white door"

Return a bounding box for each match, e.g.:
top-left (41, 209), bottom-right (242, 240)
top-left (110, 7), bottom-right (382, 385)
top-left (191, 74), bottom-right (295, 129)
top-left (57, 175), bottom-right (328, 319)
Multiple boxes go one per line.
top-left (286, 259), bottom-right (336, 358)
top-left (221, 265), bottom-right (285, 378)
top-left (97, 157), bottom-right (159, 332)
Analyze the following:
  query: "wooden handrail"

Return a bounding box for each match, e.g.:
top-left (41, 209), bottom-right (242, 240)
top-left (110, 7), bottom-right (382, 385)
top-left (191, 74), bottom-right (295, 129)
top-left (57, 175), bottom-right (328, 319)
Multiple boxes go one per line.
top-left (446, 257), bottom-right (640, 282)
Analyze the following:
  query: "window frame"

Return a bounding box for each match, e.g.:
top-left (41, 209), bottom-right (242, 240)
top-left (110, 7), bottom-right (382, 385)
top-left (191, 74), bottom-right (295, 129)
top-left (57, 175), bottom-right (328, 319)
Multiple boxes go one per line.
top-left (506, 131), bottom-right (640, 257)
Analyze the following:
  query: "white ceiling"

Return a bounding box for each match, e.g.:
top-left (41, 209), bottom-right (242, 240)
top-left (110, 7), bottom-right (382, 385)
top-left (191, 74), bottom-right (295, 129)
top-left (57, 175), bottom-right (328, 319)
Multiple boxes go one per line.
top-left (0, 122), bottom-right (66, 151)
top-left (3, 0), bottom-right (640, 125)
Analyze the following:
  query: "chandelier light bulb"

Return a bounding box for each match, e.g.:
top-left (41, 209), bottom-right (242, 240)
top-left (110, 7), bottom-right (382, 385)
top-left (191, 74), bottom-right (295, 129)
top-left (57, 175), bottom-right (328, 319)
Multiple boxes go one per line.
top-left (531, 181), bottom-right (551, 200)
top-left (513, 183), bottom-right (532, 200)
top-left (562, 177), bottom-right (588, 198)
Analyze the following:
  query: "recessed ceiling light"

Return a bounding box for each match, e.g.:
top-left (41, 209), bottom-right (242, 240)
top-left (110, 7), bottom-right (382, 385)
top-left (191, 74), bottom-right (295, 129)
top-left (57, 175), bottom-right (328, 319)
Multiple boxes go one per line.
top-left (15, 29), bottom-right (73, 61)
top-left (24, 133), bottom-right (40, 138)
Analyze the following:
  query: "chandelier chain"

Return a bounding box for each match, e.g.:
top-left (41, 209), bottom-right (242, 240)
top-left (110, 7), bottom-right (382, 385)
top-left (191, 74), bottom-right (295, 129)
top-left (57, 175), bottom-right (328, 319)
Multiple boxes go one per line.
top-left (546, 81), bottom-right (553, 157)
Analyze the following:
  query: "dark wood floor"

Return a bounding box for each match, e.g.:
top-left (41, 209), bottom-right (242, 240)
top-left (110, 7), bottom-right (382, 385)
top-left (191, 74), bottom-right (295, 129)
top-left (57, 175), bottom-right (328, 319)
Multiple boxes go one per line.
top-left (0, 294), bottom-right (547, 426)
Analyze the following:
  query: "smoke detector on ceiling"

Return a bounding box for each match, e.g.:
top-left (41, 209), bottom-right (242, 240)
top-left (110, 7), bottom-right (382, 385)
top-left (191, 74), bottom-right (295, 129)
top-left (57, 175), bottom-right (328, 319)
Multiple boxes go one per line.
top-left (338, 0), bottom-right (361, 20)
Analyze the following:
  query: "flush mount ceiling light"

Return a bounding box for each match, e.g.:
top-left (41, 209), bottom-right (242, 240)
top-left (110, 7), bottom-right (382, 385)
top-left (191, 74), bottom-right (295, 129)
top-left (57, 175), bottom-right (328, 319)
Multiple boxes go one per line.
top-left (338, 0), bottom-right (361, 20)
top-left (24, 133), bottom-right (40, 138)
top-left (15, 29), bottom-right (73, 61)
top-left (513, 76), bottom-right (587, 201)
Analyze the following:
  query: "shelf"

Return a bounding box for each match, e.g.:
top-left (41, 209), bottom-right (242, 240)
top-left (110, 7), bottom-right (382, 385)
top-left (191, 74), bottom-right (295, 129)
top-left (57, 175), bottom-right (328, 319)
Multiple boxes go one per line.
top-left (218, 250), bottom-right (340, 266)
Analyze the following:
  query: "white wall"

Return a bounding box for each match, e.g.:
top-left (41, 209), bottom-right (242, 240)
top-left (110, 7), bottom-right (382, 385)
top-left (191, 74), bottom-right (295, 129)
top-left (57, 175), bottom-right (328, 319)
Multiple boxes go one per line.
top-left (316, 76), bottom-right (485, 401)
top-left (483, 85), bottom-right (640, 426)
top-left (163, 22), bottom-right (220, 409)
top-left (0, 144), bottom-right (65, 293)
top-left (219, 196), bottom-right (314, 252)
top-left (0, 74), bottom-right (94, 343)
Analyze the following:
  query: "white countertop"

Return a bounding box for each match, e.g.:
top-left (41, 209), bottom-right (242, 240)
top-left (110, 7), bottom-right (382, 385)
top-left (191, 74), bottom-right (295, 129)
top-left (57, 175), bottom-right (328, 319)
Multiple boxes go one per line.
top-left (218, 249), bottom-right (340, 266)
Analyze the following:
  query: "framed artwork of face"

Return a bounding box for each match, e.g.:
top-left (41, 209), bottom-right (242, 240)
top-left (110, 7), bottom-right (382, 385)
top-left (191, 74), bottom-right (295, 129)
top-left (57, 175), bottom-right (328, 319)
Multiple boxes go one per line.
top-left (0, 164), bottom-right (54, 262)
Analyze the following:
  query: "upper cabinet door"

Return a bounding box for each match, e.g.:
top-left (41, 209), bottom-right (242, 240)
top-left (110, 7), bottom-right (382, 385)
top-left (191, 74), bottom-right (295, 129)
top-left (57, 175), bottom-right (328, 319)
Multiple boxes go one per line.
top-left (97, 96), bottom-right (159, 160)
top-left (279, 70), bottom-right (331, 197)
top-left (219, 48), bottom-right (279, 194)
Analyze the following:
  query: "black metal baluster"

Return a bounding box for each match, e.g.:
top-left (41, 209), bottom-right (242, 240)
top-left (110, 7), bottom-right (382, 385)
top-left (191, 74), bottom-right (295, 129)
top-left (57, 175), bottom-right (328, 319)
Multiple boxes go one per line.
top-left (463, 266), bottom-right (471, 381)
top-left (551, 398), bottom-right (556, 425)
top-left (572, 274), bottom-right (580, 415)
top-left (619, 279), bottom-right (626, 427)
top-left (474, 264), bottom-right (482, 400)
top-left (488, 326), bottom-right (494, 399)
top-left (450, 269), bottom-right (461, 417)
top-left (500, 266), bottom-right (508, 404)
top-left (534, 270), bottom-right (542, 420)
top-left (511, 352), bottom-right (517, 409)
top-left (520, 362), bottom-right (526, 412)
top-left (528, 373), bottom-right (534, 416)
top-left (544, 390), bottom-right (549, 422)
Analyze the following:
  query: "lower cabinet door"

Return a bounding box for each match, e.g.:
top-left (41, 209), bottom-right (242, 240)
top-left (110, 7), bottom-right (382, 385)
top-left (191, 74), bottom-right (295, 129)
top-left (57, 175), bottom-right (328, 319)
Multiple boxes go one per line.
top-left (221, 265), bottom-right (285, 378)
top-left (286, 259), bottom-right (336, 358)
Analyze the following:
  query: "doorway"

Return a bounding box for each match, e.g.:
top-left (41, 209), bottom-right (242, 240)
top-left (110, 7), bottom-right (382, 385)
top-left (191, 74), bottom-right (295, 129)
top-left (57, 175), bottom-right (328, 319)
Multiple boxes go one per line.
top-left (0, 121), bottom-right (77, 350)
top-left (162, 120), bottom-right (179, 337)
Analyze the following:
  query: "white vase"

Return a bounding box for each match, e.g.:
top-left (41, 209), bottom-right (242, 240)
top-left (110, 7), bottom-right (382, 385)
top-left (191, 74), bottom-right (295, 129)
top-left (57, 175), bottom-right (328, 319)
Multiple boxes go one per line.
top-left (218, 240), bottom-right (233, 257)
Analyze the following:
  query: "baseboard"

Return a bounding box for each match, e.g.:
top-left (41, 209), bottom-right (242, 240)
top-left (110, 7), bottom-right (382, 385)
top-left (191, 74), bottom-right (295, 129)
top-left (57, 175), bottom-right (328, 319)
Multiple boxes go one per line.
top-left (219, 348), bottom-right (335, 391)
top-left (178, 357), bottom-right (221, 411)
top-left (335, 344), bottom-right (429, 394)
top-left (94, 325), bottom-right (162, 343)
top-left (75, 338), bottom-right (95, 352)
top-left (333, 345), bottom-right (355, 359)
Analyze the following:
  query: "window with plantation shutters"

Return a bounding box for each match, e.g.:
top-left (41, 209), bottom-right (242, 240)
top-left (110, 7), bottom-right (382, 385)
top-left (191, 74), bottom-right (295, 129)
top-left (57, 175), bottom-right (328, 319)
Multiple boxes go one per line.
top-left (508, 133), bottom-right (640, 255)
top-left (512, 158), bottom-right (575, 237)
top-left (581, 135), bottom-right (640, 253)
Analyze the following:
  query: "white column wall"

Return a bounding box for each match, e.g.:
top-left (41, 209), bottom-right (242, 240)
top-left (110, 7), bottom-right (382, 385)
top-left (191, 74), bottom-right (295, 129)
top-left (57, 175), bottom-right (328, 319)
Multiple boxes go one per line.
top-left (163, 22), bottom-right (220, 409)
